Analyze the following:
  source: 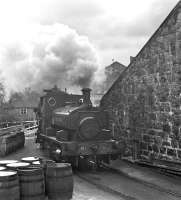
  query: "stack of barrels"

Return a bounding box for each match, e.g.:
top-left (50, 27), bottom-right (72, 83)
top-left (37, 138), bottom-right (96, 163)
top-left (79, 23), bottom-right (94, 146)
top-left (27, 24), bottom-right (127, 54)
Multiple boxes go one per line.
top-left (0, 157), bottom-right (74, 200)
top-left (0, 126), bottom-right (25, 156)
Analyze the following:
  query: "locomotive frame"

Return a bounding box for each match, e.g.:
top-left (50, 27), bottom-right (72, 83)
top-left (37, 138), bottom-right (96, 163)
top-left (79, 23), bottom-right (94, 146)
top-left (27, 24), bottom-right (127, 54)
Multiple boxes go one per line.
top-left (35, 86), bottom-right (121, 168)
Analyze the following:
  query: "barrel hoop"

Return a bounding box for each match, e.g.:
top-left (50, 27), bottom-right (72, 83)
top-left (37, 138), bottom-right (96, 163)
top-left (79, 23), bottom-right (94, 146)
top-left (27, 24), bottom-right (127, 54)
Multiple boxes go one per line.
top-left (0, 183), bottom-right (19, 189)
top-left (46, 174), bottom-right (72, 178)
top-left (21, 192), bottom-right (45, 197)
top-left (48, 191), bottom-right (73, 197)
top-left (48, 191), bottom-right (73, 194)
top-left (20, 178), bottom-right (44, 183)
top-left (0, 176), bottom-right (18, 182)
top-left (18, 168), bottom-right (43, 175)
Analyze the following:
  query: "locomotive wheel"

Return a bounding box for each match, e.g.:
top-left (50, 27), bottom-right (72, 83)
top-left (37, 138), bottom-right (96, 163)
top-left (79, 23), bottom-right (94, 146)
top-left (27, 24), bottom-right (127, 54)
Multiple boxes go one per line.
top-left (68, 157), bottom-right (78, 169)
top-left (78, 157), bottom-right (88, 171)
top-left (111, 154), bottom-right (119, 160)
top-left (40, 141), bottom-right (48, 150)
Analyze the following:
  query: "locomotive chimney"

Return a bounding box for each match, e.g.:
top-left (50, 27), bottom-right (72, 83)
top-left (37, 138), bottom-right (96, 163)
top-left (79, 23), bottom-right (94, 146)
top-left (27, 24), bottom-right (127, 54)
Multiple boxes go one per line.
top-left (81, 88), bottom-right (92, 105)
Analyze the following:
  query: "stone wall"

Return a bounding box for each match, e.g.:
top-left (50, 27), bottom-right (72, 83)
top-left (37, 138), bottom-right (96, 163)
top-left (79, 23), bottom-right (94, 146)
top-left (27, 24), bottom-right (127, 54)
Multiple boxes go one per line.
top-left (101, 1), bottom-right (181, 162)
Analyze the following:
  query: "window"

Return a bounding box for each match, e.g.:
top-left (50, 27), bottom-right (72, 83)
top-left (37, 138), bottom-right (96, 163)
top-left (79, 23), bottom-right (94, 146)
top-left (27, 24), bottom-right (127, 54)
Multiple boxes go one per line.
top-left (20, 108), bottom-right (27, 115)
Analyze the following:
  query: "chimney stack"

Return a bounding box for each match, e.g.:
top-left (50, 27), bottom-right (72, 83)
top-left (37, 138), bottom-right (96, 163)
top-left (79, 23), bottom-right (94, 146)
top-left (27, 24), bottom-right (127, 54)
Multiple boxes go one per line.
top-left (130, 56), bottom-right (135, 63)
top-left (81, 88), bottom-right (92, 105)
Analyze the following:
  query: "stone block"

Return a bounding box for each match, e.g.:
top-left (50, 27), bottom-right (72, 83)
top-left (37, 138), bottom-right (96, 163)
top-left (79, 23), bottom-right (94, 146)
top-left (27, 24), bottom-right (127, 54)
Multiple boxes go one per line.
top-left (162, 141), bottom-right (171, 147)
top-left (160, 103), bottom-right (170, 112)
top-left (154, 136), bottom-right (162, 144)
top-left (177, 31), bottom-right (181, 40)
top-left (142, 134), bottom-right (150, 142)
top-left (157, 131), bottom-right (168, 138)
top-left (148, 145), bottom-right (153, 151)
top-left (167, 148), bottom-right (177, 157)
top-left (171, 139), bottom-right (178, 148)
top-left (177, 149), bottom-right (181, 159)
top-left (173, 116), bottom-right (181, 126)
top-left (147, 129), bottom-right (157, 135)
top-left (162, 123), bottom-right (171, 133)
top-left (140, 142), bottom-right (148, 150)
top-left (160, 147), bottom-right (167, 154)
top-left (152, 144), bottom-right (160, 153)
top-left (141, 150), bottom-right (149, 156)
top-left (172, 126), bottom-right (179, 136)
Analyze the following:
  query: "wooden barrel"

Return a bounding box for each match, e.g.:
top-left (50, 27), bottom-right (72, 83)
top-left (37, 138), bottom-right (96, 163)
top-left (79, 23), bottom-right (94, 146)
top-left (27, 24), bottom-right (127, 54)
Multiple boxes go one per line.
top-left (46, 163), bottom-right (73, 200)
top-left (32, 161), bottom-right (41, 166)
top-left (41, 159), bottom-right (55, 168)
top-left (0, 133), bottom-right (18, 156)
top-left (21, 157), bottom-right (39, 164)
top-left (6, 162), bottom-right (30, 170)
top-left (16, 131), bottom-right (25, 148)
top-left (0, 171), bottom-right (20, 200)
top-left (32, 159), bottom-right (55, 169)
top-left (41, 160), bottom-right (56, 195)
top-left (31, 161), bottom-right (45, 171)
top-left (18, 167), bottom-right (45, 200)
top-left (0, 160), bottom-right (18, 167)
top-left (0, 166), bottom-right (6, 170)
top-left (0, 129), bottom-right (24, 156)
top-left (31, 159), bottom-right (56, 196)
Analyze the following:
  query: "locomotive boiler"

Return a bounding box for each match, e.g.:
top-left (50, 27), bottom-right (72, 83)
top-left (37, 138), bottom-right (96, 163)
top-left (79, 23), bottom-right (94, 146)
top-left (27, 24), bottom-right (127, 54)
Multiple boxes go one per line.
top-left (35, 86), bottom-right (121, 168)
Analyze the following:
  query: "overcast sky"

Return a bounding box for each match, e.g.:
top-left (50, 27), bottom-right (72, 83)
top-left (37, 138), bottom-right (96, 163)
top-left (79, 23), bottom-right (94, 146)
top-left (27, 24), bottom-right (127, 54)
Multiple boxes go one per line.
top-left (0, 0), bottom-right (179, 67)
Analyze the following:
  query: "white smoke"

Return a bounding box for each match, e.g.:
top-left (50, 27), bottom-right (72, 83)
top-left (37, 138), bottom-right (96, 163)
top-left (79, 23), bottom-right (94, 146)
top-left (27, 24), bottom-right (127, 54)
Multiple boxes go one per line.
top-left (0, 23), bottom-right (100, 96)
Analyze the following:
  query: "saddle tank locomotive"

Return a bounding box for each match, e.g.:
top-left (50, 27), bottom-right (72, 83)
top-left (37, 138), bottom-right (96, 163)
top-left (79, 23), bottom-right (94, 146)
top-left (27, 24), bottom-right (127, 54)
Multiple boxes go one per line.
top-left (35, 86), bottom-right (121, 168)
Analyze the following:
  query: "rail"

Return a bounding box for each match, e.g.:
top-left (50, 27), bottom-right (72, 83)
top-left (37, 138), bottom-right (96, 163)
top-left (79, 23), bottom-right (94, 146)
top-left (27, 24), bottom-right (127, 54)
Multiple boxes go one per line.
top-left (135, 160), bottom-right (181, 177)
top-left (100, 161), bottom-right (181, 198)
top-left (0, 121), bottom-right (38, 136)
top-left (26, 125), bottom-right (38, 130)
top-left (0, 125), bottom-right (23, 136)
top-left (0, 120), bottom-right (37, 128)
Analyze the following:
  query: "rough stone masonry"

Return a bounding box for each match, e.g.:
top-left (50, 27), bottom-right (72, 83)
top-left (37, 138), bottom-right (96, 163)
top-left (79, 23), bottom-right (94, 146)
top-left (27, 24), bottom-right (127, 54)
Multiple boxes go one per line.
top-left (101, 1), bottom-right (181, 162)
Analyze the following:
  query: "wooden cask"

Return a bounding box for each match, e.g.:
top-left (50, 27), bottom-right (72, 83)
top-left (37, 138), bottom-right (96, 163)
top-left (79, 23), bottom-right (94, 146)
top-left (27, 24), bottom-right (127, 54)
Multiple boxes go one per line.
top-left (21, 157), bottom-right (40, 164)
top-left (0, 131), bottom-right (24, 156)
top-left (0, 160), bottom-right (18, 167)
top-left (46, 163), bottom-right (73, 200)
top-left (0, 171), bottom-right (20, 200)
top-left (0, 166), bottom-right (6, 170)
top-left (6, 162), bottom-right (30, 170)
top-left (18, 167), bottom-right (45, 200)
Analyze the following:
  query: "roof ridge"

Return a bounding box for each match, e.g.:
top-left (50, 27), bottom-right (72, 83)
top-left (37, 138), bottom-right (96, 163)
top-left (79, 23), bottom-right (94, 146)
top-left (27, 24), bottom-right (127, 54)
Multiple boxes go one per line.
top-left (102, 0), bottom-right (181, 100)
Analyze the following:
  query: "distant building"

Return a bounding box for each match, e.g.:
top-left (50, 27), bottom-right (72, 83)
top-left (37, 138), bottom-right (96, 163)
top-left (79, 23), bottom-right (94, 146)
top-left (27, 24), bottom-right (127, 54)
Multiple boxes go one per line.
top-left (104, 61), bottom-right (126, 90)
top-left (7, 101), bottom-right (37, 121)
top-left (91, 93), bottom-right (104, 107)
top-left (4, 91), bottom-right (40, 122)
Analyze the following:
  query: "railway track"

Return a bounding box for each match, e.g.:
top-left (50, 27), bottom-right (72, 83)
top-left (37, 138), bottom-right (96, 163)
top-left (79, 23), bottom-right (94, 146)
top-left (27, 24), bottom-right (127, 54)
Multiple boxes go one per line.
top-left (136, 160), bottom-right (181, 178)
top-left (75, 162), bottom-right (181, 200)
top-left (101, 162), bottom-right (181, 198)
top-left (75, 170), bottom-right (137, 200)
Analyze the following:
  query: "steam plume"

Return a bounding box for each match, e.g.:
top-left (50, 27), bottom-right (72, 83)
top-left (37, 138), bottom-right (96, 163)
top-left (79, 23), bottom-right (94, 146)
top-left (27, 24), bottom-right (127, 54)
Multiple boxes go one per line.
top-left (0, 23), bottom-right (100, 95)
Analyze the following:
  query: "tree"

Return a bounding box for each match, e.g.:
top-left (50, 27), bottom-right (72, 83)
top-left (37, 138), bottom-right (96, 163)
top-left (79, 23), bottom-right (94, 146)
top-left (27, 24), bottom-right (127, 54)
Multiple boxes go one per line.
top-left (0, 82), bottom-right (5, 106)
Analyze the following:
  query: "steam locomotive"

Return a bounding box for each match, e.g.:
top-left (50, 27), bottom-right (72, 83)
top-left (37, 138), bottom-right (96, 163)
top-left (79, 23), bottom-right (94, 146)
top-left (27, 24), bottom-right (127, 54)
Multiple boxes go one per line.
top-left (35, 86), bottom-right (121, 168)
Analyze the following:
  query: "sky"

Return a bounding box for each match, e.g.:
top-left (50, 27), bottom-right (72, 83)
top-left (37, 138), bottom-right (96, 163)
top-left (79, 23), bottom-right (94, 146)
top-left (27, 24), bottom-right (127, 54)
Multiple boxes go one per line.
top-left (0, 0), bottom-right (180, 94)
top-left (0, 0), bottom-right (179, 66)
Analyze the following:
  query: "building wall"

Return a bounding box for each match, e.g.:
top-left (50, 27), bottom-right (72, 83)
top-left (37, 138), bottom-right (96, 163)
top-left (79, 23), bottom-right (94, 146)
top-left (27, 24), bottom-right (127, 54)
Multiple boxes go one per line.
top-left (101, 2), bottom-right (181, 162)
top-left (105, 61), bottom-right (126, 90)
top-left (7, 107), bottom-right (36, 121)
